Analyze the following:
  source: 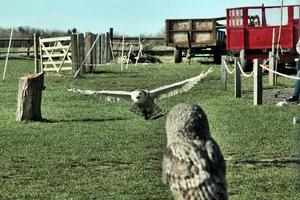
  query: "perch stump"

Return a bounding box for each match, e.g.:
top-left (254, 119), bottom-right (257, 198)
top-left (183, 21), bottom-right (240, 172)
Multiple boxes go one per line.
top-left (16, 72), bottom-right (45, 121)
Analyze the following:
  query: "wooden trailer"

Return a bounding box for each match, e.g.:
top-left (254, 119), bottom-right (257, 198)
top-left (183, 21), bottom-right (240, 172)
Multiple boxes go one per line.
top-left (165, 17), bottom-right (226, 63)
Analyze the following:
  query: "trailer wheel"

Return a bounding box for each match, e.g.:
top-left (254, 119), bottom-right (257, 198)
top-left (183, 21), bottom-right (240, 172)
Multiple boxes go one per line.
top-left (174, 48), bottom-right (182, 63)
top-left (213, 53), bottom-right (221, 64)
top-left (213, 48), bottom-right (222, 64)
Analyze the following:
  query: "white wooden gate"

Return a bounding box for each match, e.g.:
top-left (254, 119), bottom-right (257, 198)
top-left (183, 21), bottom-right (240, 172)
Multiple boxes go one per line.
top-left (39, 36), bottom-right (72, 73)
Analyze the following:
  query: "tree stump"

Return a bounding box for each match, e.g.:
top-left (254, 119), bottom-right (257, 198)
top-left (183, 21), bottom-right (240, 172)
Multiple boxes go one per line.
top-left (16, 72), bottom-right (45, 121)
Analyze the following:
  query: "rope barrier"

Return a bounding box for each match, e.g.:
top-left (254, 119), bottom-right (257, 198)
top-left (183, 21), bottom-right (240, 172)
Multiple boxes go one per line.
top-left (222, 59), bottom-right (235, 74)
top-left (237, 61), bottom-right (254, 78)
top-left (260, 64), bottom-right (300, 80)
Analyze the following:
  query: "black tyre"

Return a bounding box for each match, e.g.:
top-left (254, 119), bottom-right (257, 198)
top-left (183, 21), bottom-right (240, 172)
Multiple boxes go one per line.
top-left (213, 52), bottom-right (221, 64)
top-left (174, 48), bottom-right (182, 63)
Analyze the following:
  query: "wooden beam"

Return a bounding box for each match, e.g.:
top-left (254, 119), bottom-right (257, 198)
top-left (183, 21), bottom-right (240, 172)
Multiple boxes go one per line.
top-left (234, 57), bottom-right (241, 98)
top-left (220, 55), bottom-right (227, 91)
top-left (254, 59), bottom-right (263, 105)
top-left (34, 33), bottom-right (40, 73)
top-left (71, 34), bottom-right (79, 75)
top-left (77, 33), bottom-right (85, 75)
top-left (39, 36), bottom-right (71, 43)
top-left (84, 32), bottom-right (93, 73)
top-left (268, 51), bottom-right (276, 86)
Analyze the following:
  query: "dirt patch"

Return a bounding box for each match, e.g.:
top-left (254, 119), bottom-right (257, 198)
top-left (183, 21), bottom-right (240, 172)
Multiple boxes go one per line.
top-left (243, 88), bottom-right (300, 106)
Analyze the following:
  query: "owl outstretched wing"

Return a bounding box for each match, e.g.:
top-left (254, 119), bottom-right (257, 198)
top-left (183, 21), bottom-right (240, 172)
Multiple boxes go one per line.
top-left (68, 88), bottom-right (132, 102)
top-left (150, 67), bottom-right (213, 100)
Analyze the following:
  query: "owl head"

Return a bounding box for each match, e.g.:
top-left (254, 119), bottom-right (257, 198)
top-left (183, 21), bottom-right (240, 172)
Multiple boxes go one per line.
top-left (131, 90), bottom-right (148, 104)
top-left (166, 102), bottom-right (210, 145)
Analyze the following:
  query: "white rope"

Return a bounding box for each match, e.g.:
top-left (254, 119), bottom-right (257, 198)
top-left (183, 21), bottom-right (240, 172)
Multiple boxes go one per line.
top-left (222, 59), bottom-right (235, 74)
top-left (260, 64), bottom-right (300, 80)
top-left (74, 33), bottom-right (100, 78)
top-left (237, 61), bottom-right (254, 78)
top-left (3, 26), bottom-right (13, 80)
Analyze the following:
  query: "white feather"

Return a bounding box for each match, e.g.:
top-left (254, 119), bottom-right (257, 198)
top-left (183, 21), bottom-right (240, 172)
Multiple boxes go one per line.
top-left (150, 67), bottom-right (213, 100)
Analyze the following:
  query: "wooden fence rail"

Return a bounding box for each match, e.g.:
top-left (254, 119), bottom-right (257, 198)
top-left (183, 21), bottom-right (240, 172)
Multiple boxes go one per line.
top-left (34, 30), bottom-right (113, 76)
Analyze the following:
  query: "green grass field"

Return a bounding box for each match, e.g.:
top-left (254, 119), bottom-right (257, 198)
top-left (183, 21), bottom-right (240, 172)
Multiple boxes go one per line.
top-left (0, 58), bottom-right (299, 199)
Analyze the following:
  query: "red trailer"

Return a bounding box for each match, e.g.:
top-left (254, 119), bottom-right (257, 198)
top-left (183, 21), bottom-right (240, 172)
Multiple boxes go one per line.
top-left (226, 4), bottom-right (300, 68)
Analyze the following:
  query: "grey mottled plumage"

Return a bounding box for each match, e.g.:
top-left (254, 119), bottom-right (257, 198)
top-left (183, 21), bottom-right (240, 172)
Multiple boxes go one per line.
top-left (162, 103), bottom-right (227, 200)
top-left (68, 68), bottom-right (213, 120)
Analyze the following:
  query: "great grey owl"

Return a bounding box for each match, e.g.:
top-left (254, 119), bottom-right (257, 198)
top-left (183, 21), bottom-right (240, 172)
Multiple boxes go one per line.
top-left (68, 68), bottom-right (212, 120)
top-left (162, 103), bottom-right (227, 200)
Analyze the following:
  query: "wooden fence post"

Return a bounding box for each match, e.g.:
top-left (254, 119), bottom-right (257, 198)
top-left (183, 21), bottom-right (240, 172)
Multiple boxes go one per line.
top-left (84, 32), bottom-right (93, 73)
top-left (220, 55), bottom-right (227, 91)
top-left (71, 34), bottom-right (79, 75)
top-left (254, 59), bottom-right (263, 105)
top-left (96, 34), bottom-right (101, 65)
top-left (92, 33), bottom-right (97, 68)
top-left (102, 34), bottom-right (107, 64)
top-left (106, 32), bottom-right (111, 62)
top-left (77, 33), bottom-right (85, 76)
top-left (109, 28), bottom-right (114, 59)
top-left (239, 49), bottom-right (245, 70)
top-left (235, 57), bottom-right (241, 98)
top-left (100, 34), bottom-right (104, 64)
top-left (268, 51), bottom-right (276, 86)
top-left (16, 72), bottom-right (45, 121)
top-left (34, 33), bottom-right (40, 73)
top-left (27, 36), bottom-right (32, 57)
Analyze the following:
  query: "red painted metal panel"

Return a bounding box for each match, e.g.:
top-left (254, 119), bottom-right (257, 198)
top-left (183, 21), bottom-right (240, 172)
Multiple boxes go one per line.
top-left (246, 27), bottom-right (293, 49)
top-left (227, 29), bottom-right (245, 50)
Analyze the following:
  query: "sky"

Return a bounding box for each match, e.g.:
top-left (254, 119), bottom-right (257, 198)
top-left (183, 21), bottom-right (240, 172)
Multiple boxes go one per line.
top-left (0, 0), bottom-right (299, 36)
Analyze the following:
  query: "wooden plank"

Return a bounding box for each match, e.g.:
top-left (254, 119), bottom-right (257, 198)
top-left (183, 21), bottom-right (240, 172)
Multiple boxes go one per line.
top-left (96, 34), bottom-right (101, 64)
top-left (34, 33), bottom-right (40, 73)
top-left (102, 34), bottom-right (107, 64)
top-left (40, 36), bottom-right (71, 43)
top-left (41, 45), bottom-right (70, 51)
top-left (71, 34), bottom-right (78, 75)
top-left (43, 67), bottom-right (72, 72)
top-left (234, 57), bottom-right (241, 98)
top-left (39, 37), bottom-right (43, 71)
top-left (92, 33), bottom-right (97, 67)
top-left (84, 32), bottom-right (93, 72)
top-left (268, 51), bottom-right (276, 86)
top-left (57, 42), bottom-right (72, 73)
top-left (0, 38), bottom-right (32, 42)
top-left (254, 59), bottom-right (263, 105)
top-left (42, 53), bottom-right (72, 58)
top-left (43, 60), bottom-right (72, 65)
top-left (77, 33), bottom-right (85, 75)
top-left (100, 34), bottom-right (104, 64)
top-left (106, 32), bottom-right (111, 61)
top-left (220, 55), bottom-right (227, 91)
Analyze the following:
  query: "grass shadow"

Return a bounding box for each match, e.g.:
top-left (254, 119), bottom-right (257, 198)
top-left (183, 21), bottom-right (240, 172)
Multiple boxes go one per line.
top-left (234, 158), bottom-right (300, 167)
top-left (41, 117), bottom-right (129, 123)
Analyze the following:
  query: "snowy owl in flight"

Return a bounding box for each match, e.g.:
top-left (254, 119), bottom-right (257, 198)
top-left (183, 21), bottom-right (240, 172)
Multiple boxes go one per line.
top-left (69, 68), bottom-right (213, 120)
